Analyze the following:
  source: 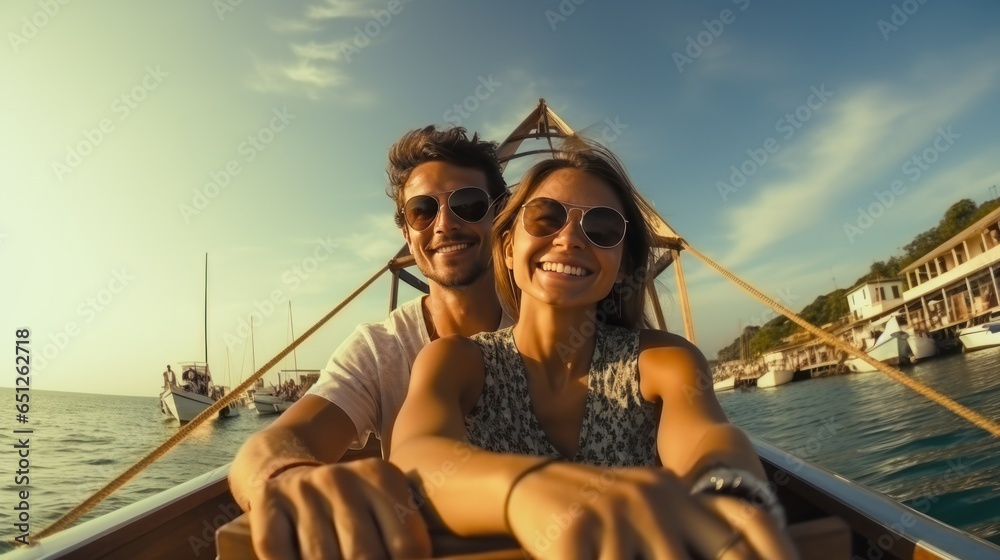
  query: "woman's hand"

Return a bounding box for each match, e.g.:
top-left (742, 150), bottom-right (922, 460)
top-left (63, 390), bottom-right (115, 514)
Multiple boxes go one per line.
top-left (506, 463), bottom-right (797, 560)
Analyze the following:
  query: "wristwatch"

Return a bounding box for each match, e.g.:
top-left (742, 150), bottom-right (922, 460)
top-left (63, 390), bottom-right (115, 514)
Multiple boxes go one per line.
top-left (690, 466), bottom-right (786, 528)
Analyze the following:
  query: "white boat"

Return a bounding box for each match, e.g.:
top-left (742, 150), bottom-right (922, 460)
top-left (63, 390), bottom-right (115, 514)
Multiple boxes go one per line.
top-left (253, 370), bottom-right (321, 414)
top-left (158, 255), bottom-right (240, 423)
top-left (160, 363), bottom-right (240, 422)
top-left (958, 312), bottom-right (1000, 352)
top-left (757, 368), bottom-right (795, 387)
top-left (844, 314), bottom-right (937, 372)
top-left (713, 376), bottom-right (735, 392)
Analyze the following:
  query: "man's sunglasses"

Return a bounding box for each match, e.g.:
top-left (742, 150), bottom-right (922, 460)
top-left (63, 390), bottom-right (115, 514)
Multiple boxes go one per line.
top-left (402, 186), bottom-right (492, 231)
top-left (521, 197), bottom-right (628, 249)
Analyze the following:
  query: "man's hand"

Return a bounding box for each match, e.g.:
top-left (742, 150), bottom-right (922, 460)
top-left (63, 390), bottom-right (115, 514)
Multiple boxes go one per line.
top-left (507, 463), bottom-right (797, 560)
top-left (248, 458), bottom-right (432, 560)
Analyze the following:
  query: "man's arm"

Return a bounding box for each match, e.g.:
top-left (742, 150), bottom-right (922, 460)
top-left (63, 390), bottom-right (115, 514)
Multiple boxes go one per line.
top-left (229, 394), bottom-right (358, 511)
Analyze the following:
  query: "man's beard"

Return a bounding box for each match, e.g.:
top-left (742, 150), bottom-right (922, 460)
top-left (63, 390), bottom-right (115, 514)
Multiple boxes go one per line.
top-left (419, 259), bottom-right (490, 289)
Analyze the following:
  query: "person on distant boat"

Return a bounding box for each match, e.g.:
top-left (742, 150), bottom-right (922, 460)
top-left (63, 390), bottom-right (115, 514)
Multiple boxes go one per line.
top-left (230, 125), bottom-right (511, 559)
top-left (162, 365), bottom-right (176, 389)
top-left (390, 142), bottom-right (796, 559)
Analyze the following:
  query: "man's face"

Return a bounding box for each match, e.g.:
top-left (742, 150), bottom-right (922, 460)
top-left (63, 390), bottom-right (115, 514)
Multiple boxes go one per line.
top-left (401, 161), bottom-right (494, 289)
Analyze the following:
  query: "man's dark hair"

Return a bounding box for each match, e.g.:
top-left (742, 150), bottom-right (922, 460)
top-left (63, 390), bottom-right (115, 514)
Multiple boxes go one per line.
top-left (386, 125), bottom-right (507, 228)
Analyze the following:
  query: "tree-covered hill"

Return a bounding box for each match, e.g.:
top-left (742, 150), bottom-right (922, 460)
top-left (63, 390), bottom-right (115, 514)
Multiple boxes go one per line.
top-left (716, 197), bottom-right (1000, 361)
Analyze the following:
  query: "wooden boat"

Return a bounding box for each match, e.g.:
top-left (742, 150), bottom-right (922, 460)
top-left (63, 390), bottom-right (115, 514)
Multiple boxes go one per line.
top-left (20, 100), bottom-right (999, 559)
top-left (8, 436), bottom-right (999, 559)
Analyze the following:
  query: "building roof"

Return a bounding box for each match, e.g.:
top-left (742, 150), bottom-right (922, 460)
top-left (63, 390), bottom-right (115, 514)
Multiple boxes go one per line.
top-left (901, 204), bottom-right (1000, 274)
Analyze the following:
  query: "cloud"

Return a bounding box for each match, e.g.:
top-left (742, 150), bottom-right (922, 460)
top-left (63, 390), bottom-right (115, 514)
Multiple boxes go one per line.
top-left (306, 0), bottom-right (372, 20)
top-left (249, 56), bottom-right (348, 99)
top-left (267, 17), bottom-right (321, 34)
top-left (716, 54), bottom-right (1000, 267)
top-left (252, 0), bottom-right (401, 99)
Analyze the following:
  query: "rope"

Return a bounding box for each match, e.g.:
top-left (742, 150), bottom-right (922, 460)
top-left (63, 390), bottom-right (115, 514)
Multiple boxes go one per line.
top-left (680, 239), bottom-right (1000, 438)
top-left (34, 263), bottom-right (390, 541)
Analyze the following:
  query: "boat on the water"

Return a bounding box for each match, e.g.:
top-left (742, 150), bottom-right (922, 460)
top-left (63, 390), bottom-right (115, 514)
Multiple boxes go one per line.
top-left (757, 367), bottom-right (795, 387)
top-left (158, 255), bottom-right (240, 422)
top-left (958, 311), bottom-right (1000, 352)
top-left (159, 362), bottom-right (239, 422)
top-left (23, 100), bottom-right (1000, 560)
top-left (845, 314), bottom-right (937, 372)
top-left (251, 370), bottom-right (319, 414)
top-left (9, 436), bottom-right (999, 560)
top-left (712, 376), bottom-right (735, 392)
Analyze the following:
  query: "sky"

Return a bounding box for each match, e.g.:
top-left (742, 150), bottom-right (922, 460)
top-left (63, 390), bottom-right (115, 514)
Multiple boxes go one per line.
top-left (2, 0), bottom-right (1000, 397)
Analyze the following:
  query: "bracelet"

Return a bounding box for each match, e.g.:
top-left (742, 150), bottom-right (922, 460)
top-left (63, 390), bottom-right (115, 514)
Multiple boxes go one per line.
top-left (267, 460), bottom-right (324, 480)
top-left (690, 465), bottom-right (786, 528)
top-left (503, 457), bottom-right (559, 532)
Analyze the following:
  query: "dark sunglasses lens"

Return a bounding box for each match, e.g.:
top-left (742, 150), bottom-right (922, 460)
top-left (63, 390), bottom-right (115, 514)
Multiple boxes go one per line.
top-left (582, 207), bottom-right (627, 247)
top-left (523, 198), bottom-right (568, 237)
top-left (450, 188), bottom-right (491, 223)
top-left (403, 196), bottom-right (438, 230)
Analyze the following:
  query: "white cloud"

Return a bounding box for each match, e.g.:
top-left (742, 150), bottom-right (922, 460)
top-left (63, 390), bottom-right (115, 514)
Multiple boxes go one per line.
top-left (717, 56), bottom-right (1000, 267)
top-left (268, 17), bottom-right (321, 34)
top-left (306, 0), bottom-right (372, 20)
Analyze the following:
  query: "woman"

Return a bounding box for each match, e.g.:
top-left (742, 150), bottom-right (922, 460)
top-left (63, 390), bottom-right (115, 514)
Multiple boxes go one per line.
top-left (391, 143), bottom-right (796, 559)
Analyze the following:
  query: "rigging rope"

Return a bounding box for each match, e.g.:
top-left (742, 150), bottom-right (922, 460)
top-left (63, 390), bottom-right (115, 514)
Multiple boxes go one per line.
top-left (680, 239), bottom-right (1000, 438)
top-left (34, 263), bottom-right (390, 541)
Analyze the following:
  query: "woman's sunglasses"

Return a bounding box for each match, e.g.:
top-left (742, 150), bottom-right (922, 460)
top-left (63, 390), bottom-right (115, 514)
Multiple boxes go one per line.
top-left (520, 197), bottom-right (628, 249)
top-left (402, 186), bottom-right (492, 231)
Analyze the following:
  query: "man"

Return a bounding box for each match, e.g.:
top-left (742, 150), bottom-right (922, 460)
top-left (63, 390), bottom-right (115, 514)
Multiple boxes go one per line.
top-left (229, 125), bottom-right (508, 559)
top-left (162, 365), bottom-right (176, 388)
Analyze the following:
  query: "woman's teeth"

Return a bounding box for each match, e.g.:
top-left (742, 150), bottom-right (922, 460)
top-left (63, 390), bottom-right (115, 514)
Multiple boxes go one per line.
top-left (540, 262), bottom-right (588, 276)
top-left (437, 243), bottom-right (470, 254)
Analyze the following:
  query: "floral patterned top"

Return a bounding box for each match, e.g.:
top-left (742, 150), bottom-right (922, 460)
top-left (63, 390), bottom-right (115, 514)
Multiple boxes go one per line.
top-left (466, 323), bottom-right (658, 467)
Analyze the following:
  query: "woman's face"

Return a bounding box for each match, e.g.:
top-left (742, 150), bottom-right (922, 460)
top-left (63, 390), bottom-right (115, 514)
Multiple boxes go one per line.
top-left (506, 168), bottom-right (626, 311)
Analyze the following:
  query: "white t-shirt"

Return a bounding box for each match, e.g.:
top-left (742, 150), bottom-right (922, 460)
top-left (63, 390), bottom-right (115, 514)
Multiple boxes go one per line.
top-left (307, 296), bottom-right (511, 458)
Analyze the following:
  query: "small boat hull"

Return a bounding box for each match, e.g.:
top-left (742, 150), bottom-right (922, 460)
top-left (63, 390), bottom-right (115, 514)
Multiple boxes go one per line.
top-left (159, 387), bottom-right (215, 423)
top-left (958, 322), bottom-right (1000, 352)
top-left (253, 394), bottom-right (294, 415)
top-left (757, 368), bottom-right (794, 387)
top-left (713, 377), bottom-right (735, 392)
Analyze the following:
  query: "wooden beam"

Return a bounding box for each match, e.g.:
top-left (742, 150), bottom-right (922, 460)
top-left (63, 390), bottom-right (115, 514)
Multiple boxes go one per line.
top-left (672, 248), bottom-right (696, 343)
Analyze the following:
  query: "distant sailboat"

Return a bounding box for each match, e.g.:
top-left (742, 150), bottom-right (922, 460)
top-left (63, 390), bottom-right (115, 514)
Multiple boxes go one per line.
top-left (159, 254), bottom-right (240, 422)
top-left (253, 302), bottom-right (320, 414)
